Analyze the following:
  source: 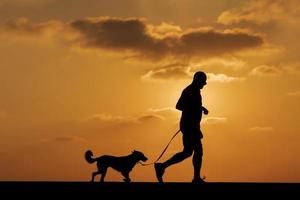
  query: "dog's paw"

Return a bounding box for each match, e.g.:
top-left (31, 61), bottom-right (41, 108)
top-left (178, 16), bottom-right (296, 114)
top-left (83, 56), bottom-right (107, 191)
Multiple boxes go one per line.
top-left (123, 178), bottom-right (131, 183)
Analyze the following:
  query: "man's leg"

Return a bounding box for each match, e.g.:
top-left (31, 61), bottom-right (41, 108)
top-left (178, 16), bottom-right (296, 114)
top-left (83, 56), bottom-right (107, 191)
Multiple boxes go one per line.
top-left (192, 139), bottom-right (204, 183)
top-left (164, 149), bottom-right (193, 167)
top-left (155, 134), bottom-right (193, 182)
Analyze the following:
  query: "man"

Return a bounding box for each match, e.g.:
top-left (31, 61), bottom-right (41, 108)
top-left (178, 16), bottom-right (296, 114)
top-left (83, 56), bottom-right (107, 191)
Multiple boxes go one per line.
top-left (155, 71), bottom-right (209, 183)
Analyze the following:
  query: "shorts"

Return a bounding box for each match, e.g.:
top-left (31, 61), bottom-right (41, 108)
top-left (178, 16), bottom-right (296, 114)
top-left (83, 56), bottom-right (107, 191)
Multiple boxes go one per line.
top-left (182, 129), bottom-right (203, 154)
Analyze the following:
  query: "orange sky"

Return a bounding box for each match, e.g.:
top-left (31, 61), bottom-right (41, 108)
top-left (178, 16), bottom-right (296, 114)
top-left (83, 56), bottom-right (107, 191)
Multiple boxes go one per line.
top-left (0, 0), bottom-right (299, 182)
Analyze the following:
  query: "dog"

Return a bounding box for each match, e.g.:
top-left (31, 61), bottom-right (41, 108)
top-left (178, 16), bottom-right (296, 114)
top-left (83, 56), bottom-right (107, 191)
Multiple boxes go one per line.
top-left (85, 150), bottom-right (148, 182)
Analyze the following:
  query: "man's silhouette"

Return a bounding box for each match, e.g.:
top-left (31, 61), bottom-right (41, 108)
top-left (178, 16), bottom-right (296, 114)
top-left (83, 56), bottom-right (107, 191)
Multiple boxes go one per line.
top-left (155, 71), bottom-right (209, 183)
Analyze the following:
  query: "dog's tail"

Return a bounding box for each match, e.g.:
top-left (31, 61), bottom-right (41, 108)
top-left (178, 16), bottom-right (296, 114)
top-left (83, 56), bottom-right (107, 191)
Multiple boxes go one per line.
top-left (85, 150), bottom-right (96, 164)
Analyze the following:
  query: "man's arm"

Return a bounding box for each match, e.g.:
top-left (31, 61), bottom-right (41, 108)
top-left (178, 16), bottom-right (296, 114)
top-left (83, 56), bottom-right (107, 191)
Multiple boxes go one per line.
top-left (202, 106), bottom-right (209, 115)
top-left (176, 97), bottom-right (184, 111)
top-left (176, 90), bottom-right (187, 111)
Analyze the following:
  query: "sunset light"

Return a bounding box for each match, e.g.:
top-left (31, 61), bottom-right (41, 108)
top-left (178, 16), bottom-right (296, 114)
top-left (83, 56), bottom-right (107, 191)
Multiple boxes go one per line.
top-left (0, 0), bottom-right (299, 183)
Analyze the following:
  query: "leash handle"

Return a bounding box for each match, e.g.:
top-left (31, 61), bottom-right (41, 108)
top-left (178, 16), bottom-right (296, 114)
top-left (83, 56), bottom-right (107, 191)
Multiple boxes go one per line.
top-left (139, 129), bottom-right (181, 166)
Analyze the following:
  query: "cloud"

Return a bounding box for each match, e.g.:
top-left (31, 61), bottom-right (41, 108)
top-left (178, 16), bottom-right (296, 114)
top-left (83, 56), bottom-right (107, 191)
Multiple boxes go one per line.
top-left (147, 22), bottom-right (182, 38)
top-left (147, 107), bottom-right (180, 120)
top-left (70, 17), bottom-right (168, 58)
top-left (4, 17), bottom-right (64, 36)
top-left (80, 109), bottom-right (180, 134)
top-left (283, 64), bottom-right (300, 75)
top-left (2, 16), bottom-right (264, 59)
top-left (195, 57), bottom-right (246, 71)
top-left (21, 135), bottom-right (86, 150)
top-left (136, 114), bottom-right (165, 122)
top-left (70, 17), bottom-right (264, 59)
top-left (85, 112), bottom-right (164, 125)
top-left (202, 117), bottom-right (227, 125)
top-left (287, 91), bottom-right (300, 97)
top-left (217, 0), bottom-right (300, 25)
top-left (142, 63), bottom-right (244, 82)
top-left (249, 126), bottom-right (274, 132)
top-left (207, 73), bottom-right (245, 83)
top-left (141, 63), bottom-right (193, 81)
top-left (148, 107), bottom-right (179, 114)
top-left (85, 113), bottom-right (136, 123)
top-left (176, 29), bottom-right (263, 58)
top-left (249, 65), bottom-right (283, 76)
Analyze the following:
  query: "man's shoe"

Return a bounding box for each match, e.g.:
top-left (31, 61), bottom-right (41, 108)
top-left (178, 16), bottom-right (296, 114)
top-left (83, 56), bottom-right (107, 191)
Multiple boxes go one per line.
top-left (192, 177), bottom-right (206, 184)
top-left (154, 163), bottom-right (165, 183)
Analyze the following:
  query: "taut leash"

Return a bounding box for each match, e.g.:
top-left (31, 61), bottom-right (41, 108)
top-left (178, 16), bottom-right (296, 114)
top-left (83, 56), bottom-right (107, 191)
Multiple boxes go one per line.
top-left (139, 129), bottom-right (181, 166)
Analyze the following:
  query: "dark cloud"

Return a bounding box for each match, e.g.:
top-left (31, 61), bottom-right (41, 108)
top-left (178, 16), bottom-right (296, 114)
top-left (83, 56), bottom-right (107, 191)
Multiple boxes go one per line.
top-left (71, 17), bottom-right (168, 58)
top-left (70, 17), bottom-right (264, 59)
top-left (3, 17), bottom-right (264, 59)
top-left (176, 30), bottom-right (263, 57)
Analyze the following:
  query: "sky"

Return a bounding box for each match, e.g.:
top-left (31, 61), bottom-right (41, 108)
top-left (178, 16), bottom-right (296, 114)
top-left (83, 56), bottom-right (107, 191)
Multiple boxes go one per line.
top-left (0, 0), bottom-right (299, 182)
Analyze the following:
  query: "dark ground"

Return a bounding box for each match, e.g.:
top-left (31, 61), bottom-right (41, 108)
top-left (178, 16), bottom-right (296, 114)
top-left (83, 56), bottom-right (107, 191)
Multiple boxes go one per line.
top-left (1, 182), bottom-right (299, 198)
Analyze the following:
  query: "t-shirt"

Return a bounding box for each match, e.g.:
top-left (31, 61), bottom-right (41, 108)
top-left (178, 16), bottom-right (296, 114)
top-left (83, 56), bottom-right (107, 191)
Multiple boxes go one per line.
top-left (176, 84), bottom-right (203, 136)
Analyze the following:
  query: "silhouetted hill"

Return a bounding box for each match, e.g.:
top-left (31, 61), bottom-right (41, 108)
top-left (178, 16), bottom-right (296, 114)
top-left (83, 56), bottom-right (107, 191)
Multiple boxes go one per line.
top-left (1, 182), bottom-right (299, 198)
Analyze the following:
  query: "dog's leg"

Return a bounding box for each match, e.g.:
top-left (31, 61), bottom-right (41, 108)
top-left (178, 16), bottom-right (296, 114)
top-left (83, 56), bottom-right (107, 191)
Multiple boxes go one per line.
top-left (100, 168), bottom-right (107, 182)
top-left (122, 172), bottom-right (131, 183)
top-left (91, 171), bottom-right (100, 182)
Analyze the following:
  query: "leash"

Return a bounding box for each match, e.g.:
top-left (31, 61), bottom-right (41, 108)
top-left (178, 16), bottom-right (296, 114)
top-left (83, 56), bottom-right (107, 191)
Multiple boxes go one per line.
top-left (139, 129), bottom-right (181, 166)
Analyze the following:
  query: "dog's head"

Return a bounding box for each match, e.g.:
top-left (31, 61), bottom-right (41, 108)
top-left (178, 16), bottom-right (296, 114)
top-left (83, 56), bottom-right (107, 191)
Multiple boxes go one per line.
top-left (132, 150), bottom-right (148, 162)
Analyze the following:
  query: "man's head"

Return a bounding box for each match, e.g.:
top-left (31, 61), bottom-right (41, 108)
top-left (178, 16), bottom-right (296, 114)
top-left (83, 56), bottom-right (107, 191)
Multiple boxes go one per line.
top-left (192, 71), bottom-right (207, 89)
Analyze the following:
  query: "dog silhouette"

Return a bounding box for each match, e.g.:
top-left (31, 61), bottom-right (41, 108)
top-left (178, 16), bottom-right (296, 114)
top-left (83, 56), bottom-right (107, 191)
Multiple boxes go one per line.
top-left (85, 150), bottom-right (148, 182)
